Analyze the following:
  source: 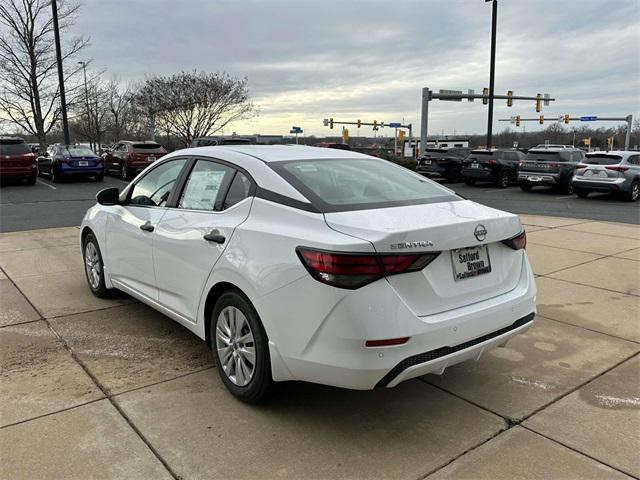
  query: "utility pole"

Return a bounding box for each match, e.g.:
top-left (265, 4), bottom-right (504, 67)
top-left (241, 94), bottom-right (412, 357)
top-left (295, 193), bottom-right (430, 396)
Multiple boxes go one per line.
top-left (78, 61), bottom-right (91, 149)
top-left (51, 0), bottom-right (70, 145)
top-left (486, 0), bottom-right (498, 150)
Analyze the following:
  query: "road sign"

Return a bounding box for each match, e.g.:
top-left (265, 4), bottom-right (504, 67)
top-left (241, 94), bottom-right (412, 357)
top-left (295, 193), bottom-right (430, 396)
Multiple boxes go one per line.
top-left (439, 89), bottom-right (462, 101)
top-left (290, 126), bottom-right (303, 133)
top-left (388, 122), bottom-right (401, 128)
top-left (580, 116), bottom-right (598, 121)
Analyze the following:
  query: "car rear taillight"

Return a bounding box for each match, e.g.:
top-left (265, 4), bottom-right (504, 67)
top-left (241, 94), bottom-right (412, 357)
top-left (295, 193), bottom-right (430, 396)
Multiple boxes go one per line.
top-left (605, 165), bottom-right (629, 172)
top-left (296, 247), bottom-right (441, 289)
top-left (502, 231), bottom-right (527, 250)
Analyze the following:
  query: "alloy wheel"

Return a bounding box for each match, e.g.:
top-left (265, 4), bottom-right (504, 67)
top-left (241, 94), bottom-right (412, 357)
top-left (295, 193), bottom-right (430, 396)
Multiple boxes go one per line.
top-left (632, 183), bottom-right (639, 201)
top-left (499, 172), bottom-right (509, 188)
top-left (121, 164), bottom-right (128, 180)
top-left (84, 241), bottom-right (101, 290)
top-left (215, 306), bottom-right (256, 387)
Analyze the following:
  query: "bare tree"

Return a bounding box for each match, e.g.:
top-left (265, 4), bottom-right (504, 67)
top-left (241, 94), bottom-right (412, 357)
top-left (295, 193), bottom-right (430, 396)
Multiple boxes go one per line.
top-left (132, 71), bottom-right (255, 146)
top-left (106, 78), bottom-right (133, 142)
top-left (0, 0), bottom-right (88, 148)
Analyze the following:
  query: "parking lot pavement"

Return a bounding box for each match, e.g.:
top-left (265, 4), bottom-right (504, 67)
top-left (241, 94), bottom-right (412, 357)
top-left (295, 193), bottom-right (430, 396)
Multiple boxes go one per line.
top-left (1, 176), bottom-right (639, 233)
top-left (0, 215), bottom-right (638, 479)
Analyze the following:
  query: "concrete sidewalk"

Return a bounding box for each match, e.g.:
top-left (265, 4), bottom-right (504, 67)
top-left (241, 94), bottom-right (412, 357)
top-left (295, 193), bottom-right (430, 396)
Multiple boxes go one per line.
top-left (1, 216), bottom-right (638, 479)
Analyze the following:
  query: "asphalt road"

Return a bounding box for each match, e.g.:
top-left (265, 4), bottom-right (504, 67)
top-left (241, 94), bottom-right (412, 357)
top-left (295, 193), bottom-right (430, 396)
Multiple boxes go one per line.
top-left (1, 174), bottom-right (638, 232)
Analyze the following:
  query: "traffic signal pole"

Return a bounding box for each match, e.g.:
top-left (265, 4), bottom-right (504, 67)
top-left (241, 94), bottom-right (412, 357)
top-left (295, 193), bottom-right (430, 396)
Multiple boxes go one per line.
top-left (51, 0), bottom-right (70, 145)
top-left (486, 0), bottom-right (498, 151)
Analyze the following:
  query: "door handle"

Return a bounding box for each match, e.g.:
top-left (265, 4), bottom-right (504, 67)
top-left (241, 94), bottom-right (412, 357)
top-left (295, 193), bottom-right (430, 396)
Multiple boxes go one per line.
top-left (140, 222), bottom-right (155, 232)
top-left (203, 229), bottom-right (225, 244)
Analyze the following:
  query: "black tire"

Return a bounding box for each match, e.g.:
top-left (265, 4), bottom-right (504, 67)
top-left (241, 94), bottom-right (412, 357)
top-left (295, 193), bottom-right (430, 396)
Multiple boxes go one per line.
top-left (496, 170), bottom-right (510, 188)
top-left (562, 182), bottom-right (574, 195)
top-left (447, 168), bottom-right (462, 183)
top-left (121, 163), bottom-right (129, 180)
top-left (464, 178), bottom-right (476, 186)
top-left (519, 183), bottom-right (532, 192)
top-left (50, 165), bottom-right (58, 183)
top-left (95, 173), bottom-right (104, 182)
top-left (575, 188), bottom-right (590, 198)
top-left (26, 174), bottom-right (36, 185)
top-left (627, 181), bottom-right (639, 202)
top-left (210, 290), bottom-right (273, 403)
top-left (82, 233), bottom-right (112, 298)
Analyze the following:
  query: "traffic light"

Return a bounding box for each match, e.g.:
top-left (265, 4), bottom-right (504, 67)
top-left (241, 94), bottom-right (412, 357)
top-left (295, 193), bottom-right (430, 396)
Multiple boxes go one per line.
top-left (342, 128), bottom-right (349, 144)
top-left (398, 130), bottom-right (406, 141)
top-left (482, 87), bottom-right (489, 105)
top-left (535, 93), bottom-right (541, 113)
top-left (329, 117), bottom-right (333, 129)
top-left (507, 90), bottom-right (513, 107)
top-left (563, 114), bottom-right (570, 124)
top-left (515, 115), bottom-right (521, 127)
top-left (607, 136), bottom-right (613, 149)
top-left (373, 120), bottom-right (378, 130)
top-left (539, 115), bottom-right (544, 125)
top-left (357, 119), bottom-right (361, 128)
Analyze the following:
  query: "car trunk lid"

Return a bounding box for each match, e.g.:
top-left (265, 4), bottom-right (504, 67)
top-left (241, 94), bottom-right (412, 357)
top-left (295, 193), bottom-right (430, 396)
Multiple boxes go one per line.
top-left (324, 200), bottom-right (524, 316)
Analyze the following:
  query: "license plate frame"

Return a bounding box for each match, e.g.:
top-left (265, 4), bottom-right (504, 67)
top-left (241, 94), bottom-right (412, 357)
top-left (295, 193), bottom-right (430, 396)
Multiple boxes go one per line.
top-left (423, 160), bottom-right (431, 165)
top-left (471, 162), bottom-right (479, 169)
top-left (451, 245), bottom-right (492, 281)
top-left (78, 160), bottom-right (88, 167)
top-left (148, 156), bottom-right (156, 162)
top-left (528, 176), bottom-right (542, 182)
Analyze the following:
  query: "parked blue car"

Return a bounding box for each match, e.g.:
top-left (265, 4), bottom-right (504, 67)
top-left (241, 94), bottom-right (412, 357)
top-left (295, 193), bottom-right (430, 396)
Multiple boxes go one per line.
top-left (37, 144), bottom-right (104, 183)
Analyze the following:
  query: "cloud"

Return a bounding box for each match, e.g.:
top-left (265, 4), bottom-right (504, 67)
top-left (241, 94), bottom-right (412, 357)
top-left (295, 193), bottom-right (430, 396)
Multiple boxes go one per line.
top-left (73, 0), bottom-right (639, 136)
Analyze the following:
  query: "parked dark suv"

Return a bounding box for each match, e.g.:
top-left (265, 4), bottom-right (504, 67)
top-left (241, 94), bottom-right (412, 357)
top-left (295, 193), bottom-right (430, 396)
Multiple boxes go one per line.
top-left (104, 141), bottom-right (167, 180)
top-left (461, 149), bottom-right (526, 188)
top-left (416, 147), bottom-right (471, 182)
top-left (0, 137), bottom-right (37, 185)
top-left (518, 146), bottom-right (586, 193)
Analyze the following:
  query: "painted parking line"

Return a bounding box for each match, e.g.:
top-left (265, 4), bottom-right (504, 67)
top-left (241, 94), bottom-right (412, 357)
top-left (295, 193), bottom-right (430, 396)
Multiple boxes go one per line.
top-left (37, 179), bottom-right (56, 190)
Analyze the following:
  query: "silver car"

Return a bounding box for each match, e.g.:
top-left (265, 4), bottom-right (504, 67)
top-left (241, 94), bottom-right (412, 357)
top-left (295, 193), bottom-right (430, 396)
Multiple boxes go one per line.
top-left (572, 151), bottom-right (640, 201)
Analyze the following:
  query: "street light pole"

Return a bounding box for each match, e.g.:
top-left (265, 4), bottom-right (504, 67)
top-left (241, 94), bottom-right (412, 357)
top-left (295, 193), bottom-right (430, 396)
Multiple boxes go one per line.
top-left (78, 61), bottom-right (92, 149)
top-left (486, 0), bottom-right (498, 150)
top-left (51, 0), bottom-right (70, 145)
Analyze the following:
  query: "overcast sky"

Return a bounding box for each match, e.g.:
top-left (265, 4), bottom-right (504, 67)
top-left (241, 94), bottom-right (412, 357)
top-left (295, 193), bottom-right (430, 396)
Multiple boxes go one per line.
top-left (72, 0), bottom-right (639, 137)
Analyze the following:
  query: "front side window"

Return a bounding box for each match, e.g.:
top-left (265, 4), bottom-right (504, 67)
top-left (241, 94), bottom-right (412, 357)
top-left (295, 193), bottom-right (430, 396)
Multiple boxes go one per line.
top-left (129, 159), bottom-right (187, 206)
top-left (272, 158), bottom-right (459, 212)
top-left (179, 160), bottom-right (233, 211)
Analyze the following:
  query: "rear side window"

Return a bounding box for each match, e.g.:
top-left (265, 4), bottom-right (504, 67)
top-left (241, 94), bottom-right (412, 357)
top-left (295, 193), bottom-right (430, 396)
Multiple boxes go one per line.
top-left (223, 172), bottom-right (252, 209)
top-left (129, 159), bottom-right (187, 206)
top-left (272, 158), bottom-right (459, 212)
top-left (0, 142), bottom-right (30, 155)
top-left (178, 160), bottom-right (233, 211)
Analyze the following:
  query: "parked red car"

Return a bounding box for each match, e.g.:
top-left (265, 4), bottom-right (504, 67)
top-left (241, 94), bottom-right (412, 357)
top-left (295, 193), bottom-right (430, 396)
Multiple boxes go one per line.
top-left (0, 137), bottom-right (37, 185)
top-left (103, 141), bottom-right (167, 180)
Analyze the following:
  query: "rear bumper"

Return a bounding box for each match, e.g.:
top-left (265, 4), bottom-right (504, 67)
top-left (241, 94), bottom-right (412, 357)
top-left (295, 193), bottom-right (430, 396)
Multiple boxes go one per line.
top-left (518, 172), bottom-right (561, 186)
top-left (59, 166), bottom-right (103, 176)
top-left (572, 177), bottom-right (627, 193)
top-left (263, 252), bottom-right (537, 390)
top-left (0, 164), bottom-right (36, 177)
top-left (416, 165), bottom-right (447, 178)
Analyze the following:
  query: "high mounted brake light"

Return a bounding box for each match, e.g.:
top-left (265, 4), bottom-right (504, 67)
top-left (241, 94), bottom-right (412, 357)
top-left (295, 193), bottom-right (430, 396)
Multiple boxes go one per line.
top-left (296, 247), bottom-right (441, 289)
top-left (501, 231), bottom-right (527, 250)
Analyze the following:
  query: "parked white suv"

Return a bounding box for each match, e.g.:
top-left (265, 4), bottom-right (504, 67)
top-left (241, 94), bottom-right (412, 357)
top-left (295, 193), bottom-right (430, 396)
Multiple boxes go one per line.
top-left (81, 145), bottom-right (536, 402)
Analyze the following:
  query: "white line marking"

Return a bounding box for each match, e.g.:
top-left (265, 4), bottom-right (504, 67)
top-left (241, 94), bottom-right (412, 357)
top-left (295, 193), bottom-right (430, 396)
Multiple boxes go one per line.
top-left (37, 179), bottom-right (56, 190)
top-left (554, 195), bottom-right (574, 199)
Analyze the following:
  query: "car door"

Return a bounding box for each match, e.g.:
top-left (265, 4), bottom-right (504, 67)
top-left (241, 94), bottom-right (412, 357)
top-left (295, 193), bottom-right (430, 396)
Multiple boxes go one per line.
top-left (152, 158), bottom-right (255, 322)
top-left (106, 158), bottom-right (189, 301)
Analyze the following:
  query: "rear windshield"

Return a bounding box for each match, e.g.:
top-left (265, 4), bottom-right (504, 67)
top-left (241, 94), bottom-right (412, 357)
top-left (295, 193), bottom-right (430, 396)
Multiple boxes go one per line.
top-left (60, 146), bottom-right (96, 157)
top-left (0, 142), bottom-right (30, 155)
top-left (470, 151), bottom-right (493, 155)
top-left (584, 154), bottom-right (622, 165)
top-left (524, 151), bottom-right (570, 162)
top-left (422, 148), bottom-right (449, 158)
top-left (271, 158), bottom-right (459, 212)
top-left (132, 143), bottom-right (163, 151)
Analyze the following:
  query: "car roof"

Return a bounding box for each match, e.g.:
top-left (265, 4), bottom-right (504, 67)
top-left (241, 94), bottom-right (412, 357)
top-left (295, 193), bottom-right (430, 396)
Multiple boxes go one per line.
top-left (586, 150), bottom-right (636, 158)
top-left (0, 136), bottom-right (26, 143)
top-left (179, 144), bottom-right (372, 163)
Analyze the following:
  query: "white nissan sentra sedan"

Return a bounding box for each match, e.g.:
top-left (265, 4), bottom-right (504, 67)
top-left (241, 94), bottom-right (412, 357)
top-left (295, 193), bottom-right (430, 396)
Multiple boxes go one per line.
top-left (81, 145), bottom-right (536, 402)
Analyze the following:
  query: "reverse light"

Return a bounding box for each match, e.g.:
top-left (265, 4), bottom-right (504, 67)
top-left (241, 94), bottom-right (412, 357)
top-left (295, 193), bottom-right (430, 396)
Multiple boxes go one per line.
top-left (296, 247), bottom-right (441, 289)
top-left (502, 231), bottom-right (527, 250)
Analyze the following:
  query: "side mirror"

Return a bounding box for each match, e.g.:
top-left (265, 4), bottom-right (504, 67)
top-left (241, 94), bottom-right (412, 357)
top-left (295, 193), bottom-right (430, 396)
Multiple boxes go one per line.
top-left (96, 187), bottom-right (120, 206)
